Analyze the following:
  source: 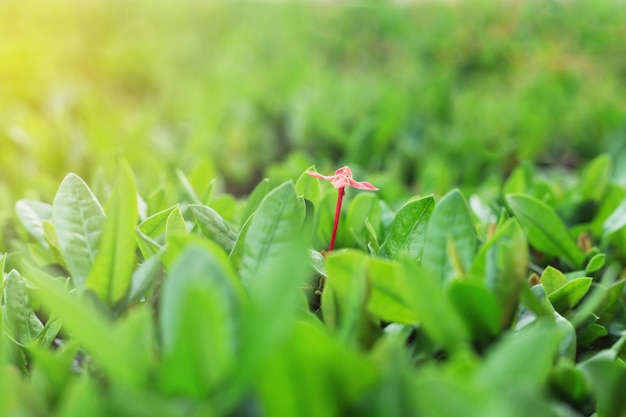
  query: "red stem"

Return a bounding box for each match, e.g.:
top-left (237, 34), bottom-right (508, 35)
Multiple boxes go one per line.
top-left (328, 187), bottom-right (345, 252)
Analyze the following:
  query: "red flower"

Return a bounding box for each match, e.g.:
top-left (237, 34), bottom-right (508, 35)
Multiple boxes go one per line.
top-left (307, 166), bottom-right (378, 254)
top-left (306, 166), bottom-right (378, 191)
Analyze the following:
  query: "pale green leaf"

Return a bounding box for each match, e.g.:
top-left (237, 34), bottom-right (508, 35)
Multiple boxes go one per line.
top-left (189, 204), bottom-right (237, 252)
top-left (53, 173), bottom-right (106, 287)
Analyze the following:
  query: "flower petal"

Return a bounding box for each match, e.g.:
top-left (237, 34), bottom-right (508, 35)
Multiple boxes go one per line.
top-left (331, 177), bottom-right (350, 188)
top-left (334, 166), bottom-right (353, 178)
top-left (306, 170), bottom-right (336, 181)
top-left (348, 178), bottom-right (378, 190)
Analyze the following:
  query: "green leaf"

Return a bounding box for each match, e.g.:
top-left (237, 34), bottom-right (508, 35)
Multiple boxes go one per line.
top-left (549, 360), bottom-right (592, 406)
top-left (15, 200), bottom-right (52, 247)
top-left (470, 218), bottom-right (527, 328)
top-left (126, 252), bottom-right (163, 306)
top-left (28, 342), bottom-right (79, 401)
top-left (344, 193), bottom-right (382, 250)
top-left (159, 244), bottom-right (243, 398)
top-left (256, 321), bottom-right (376, 417)
top-left (165, 206), bottom-right (187, 237)
top-left (189, 204), bottom-right (237, 252)
top-left (25, 270), bottom-right (143, 386)
top-left (585, 253), bottom-right (605, 274)
top-left (548, 277), bottom-right (593, 314)
top-left (602, 199), bottom-right (626, 238)
top-left (230, 233), bottom-right (312, 412)
top-left (368, 258), bottom-right (420, 324)
top-left (403, 261), bottom-right (469, 352)
top-left (4, 269), bottom-right (44, 345)
top-left (240, 178), bottom-right (269, 225)
top-left (578, 323), bottom-right (608, 347)
top-left (175, 168), bottom-right (202, 205)
top-left (295, 166), bottom-right (322, 207)
top-left (422, 189), bottom-right (476, 284)
top-left (87, 161), bottom-right (138, 306)
top-left (237, 181), bottom-right (304, 289)
top-left (42, 220), bottom-right (67, 268)
top-left (322, 251), bottom-right (371, 345)
top-left (506, 193), bottom-right (585, 268)
top-left (138, 205), bottom-right (178, 239)
top-left (379, 195), bottom-right (435, 261)
top-left (540, 266), bottom-right (567, 296)
top-left (448, 281), bottom-right (500, 343)
top-left (579, 359), bottom-right (626, 417)
top-left (580, 153), bottom-right (611, 202)
top-left (478, 319), bottom-right (560, 389)
top-left (53, 173), bottom-right (106, 287)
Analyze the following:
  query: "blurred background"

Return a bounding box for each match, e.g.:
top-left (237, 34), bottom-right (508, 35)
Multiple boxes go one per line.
top-left (1, 0), bottom-right (625, 207)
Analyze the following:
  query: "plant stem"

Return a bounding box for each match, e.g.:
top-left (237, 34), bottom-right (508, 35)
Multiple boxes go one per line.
top-left (328, 186), bottom-right (345, 252)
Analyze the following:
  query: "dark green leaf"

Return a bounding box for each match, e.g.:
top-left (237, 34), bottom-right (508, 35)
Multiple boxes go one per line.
top-left (189, 204), bottom-right (237, 252)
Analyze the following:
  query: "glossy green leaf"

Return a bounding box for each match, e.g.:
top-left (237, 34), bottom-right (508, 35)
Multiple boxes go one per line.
top-left (4, 269), bottom-right (44, 345)
top-left (159, 244), bottom-right (243, 398)
top-left (506, 193), bottom-right (585, 268)
top-left (53, 173), bottom-right (106, 287)
top-left (422, 189), bottom-right (476, 284)
top-left (379, 195), bottom-right (435, 261)
top-left (87, 161), bottom-right (138, 306)
top-left (237, 181), bottom-right (304, 289)
top-left (189, 204), bottom-right (237, 252)
top-left (15, 200), bottom-right (52, 247)
top-left (540, 266), bottom-right (567, 296)
top-left (240, 178), bottom-right (269, 225)
top-left (548, 277), bottom-right (593, 314)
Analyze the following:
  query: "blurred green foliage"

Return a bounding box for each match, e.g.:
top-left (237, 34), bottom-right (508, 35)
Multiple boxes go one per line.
top-left (1, 0), bottom-right (626, 207)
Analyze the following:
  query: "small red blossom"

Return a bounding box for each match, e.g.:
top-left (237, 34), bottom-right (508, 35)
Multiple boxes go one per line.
top-left (306, 166), bottom-right (378, 191)
top-left (307, 166), bottom-right (378, 256)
